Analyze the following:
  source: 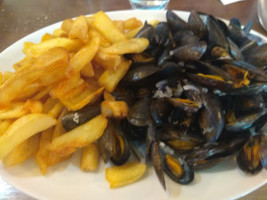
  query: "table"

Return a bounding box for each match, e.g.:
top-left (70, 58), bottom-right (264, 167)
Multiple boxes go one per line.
top-left (0, 0), bottom-right (266, 199)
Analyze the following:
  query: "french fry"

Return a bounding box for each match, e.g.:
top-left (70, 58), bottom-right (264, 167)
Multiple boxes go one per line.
top-left (53, 28), bottom-right (68, 38)
top-left (51, 74), bottom-right (81, 98)
top-left (93, 11), bottom-right (126, 44)
top-left (52, 107), bottom-right (68, 139)
top-left (0, 119), bottom-right (13, 136)
top-left (125, 26), bottom-right (142, 39)
top-left (48, 108), bottom-right (71, 168)
top-left (59, 81), bottom-right (104, 111)
top-left (94, 49), bottom-right (122, 71)
top-left (81, 143), bottom-right (99, 171)
top-left (105, 162), bottom-right (146, 188)
top-left (66, 34), bottom-right (100, 76)
top-left (103, 90), bottom-right (115, 101)
top-left (81, 62), bottom-right (94, 77)
top-left (69, 15), bottom-right (89, 43)
top-left (3, 71), bottom-right (15, 82)
top-left (113, 20), bottom-right (125, 33)
top-left (101, 100), bottom-right (129, 118)
top-left (102, 38), bottom-right (149, 55)
top-left (0, 72), bottom-right (3, 85)
top-left (124, 17), bottom-right (142, 30)
top-left (32, 85), bottom-right (53, 100)
top-left (0, 102), bottom-right (29, 119)
top-left (61, 18), bottom-right (73, 33)
top-left (98, 58), bottom-right (132, 92)
top-left (23, 38), bottom-right (84, 57)
top-left (48, 102), bottom-right (64, 118)
top-left (35, 108), bottom-right (68, 174)
top-left (13, 56), bottom-right (35, 71)
top-left (16, 83), bottom-right (43, 101)
top-left (49, 114), bottom-right (107, 156)
top-left (35, 128), bottom-right (53, 175)
top-left (41, 33), bottom-right (57, 42)
top-left (0, 113), bottom-right (57, 159)
top-left (3, 134), bottom-right (40, 167)
top-left (0, 47), bottom-right (69, 107)
top-left (23, 99), bottom-right (43, 113)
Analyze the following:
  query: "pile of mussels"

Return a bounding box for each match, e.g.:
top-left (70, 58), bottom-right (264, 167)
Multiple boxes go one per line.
top-left (62, 10), bottom-right (267, 189)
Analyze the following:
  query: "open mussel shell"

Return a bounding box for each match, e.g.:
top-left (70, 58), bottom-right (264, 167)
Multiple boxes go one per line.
top-left (98, 120), bottom-right (130, 165)
top-left (61, 102), bottom-right (101, 131)
top-left (226, 109), bottom-right (267, 132)
top-left (150, 98), bottom-right (172, 126)
top-left (167, 98), bottom-right (200, 113)
top-left (185, 136), bottom-right (246, 169)
top-left (195, 61), bottom-right (234, 82)
top-left (186, 73), bottom-right (234, 91)
top-left (259, 135), bottom-right (267, 169)
top-left (159, 126), bottom-right (205, 151)
top-left (236, 136), bottom-right (263, 174)
top-left (159, 142), bottom-right (194, 184)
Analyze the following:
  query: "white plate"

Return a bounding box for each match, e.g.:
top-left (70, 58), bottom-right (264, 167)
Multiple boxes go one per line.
top-left (0, 10), bottom-right (267, 200)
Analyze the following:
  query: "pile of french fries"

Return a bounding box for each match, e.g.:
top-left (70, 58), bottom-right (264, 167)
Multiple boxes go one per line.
top-left (0, 11), bottom-right (152, 187)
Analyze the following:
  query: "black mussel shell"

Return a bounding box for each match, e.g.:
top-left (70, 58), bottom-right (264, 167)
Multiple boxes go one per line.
top-left (236, 136), bottom-right (263, 174)
top-left (62, 103), bottom-right (101, 131)
top-left (170, 41), bottom-right (207, 61)
top-left (166, 10), bottom-right (191, 33)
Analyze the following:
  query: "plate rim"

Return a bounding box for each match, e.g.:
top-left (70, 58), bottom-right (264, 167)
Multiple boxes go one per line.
top-left (0, 9), bottom-right (267, 200)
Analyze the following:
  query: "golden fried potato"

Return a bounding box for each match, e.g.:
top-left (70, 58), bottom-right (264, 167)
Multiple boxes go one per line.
top-left (81, 62), bottom-right (94, 77)
top-left (101, 100), bottom-right (129, 118)
top-left (124, 17), bottom-right (142, 30)
top-left (66, 34), bottom-right (100, 76)
top-left (0, 102), bottom-right (29, 120)
top-left (0, 72), bottom-right (3, 85)
top-left (0, 113), bottom-right (57, 159)
top-left (53, 28), bottom-right (68, 38)
top-left (23, 99), bottom-right (43, 114)
top-left (105, 162), bottom-right (146, 188)
top-left (41, 33), bottom-right (57, 42)
top-left (102, 38), bottom-right (149, 55)
top-left (61, 18), bottom-right (73, 34)
top-left (23, 38), bottom-right (84, 57)
top-left (49, 114), bottom-right (107, 156)
top-left (0, 47), bottom-right (69, 107)
top-left (98, 58), bottom-right (131, 92)
top-left (69, 15), bottom-right (89, 43)
top-left (93, 11), bottom-right (126, 44)
top-left (3, 134), bottom-right (40, 167)
top-left (0, 119), bottom-right (13, 136)
top-left (59, 81), bottom-right (104, 111)
top-left (35, 128), bottom-right (53, 175)
top-left (81, 143), bottom-right (99, 171)
top-left (113, 20), bottom-right (125, 33)
top-left (94, 49), bottom-right (122, 71)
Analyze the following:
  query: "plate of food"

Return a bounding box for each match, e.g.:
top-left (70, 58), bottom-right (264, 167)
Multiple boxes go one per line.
top-left (0, 9), bottom-right (267, 200)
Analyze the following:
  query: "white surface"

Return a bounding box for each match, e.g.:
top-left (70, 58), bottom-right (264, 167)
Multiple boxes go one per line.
top-left (220, 0), bottom-right (246, 5)
top-left (0, 10), bottom-right (267, 200)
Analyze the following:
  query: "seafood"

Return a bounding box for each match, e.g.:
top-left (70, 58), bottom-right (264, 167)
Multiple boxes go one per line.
top-left (59, 10), bottom-right (267, 190)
